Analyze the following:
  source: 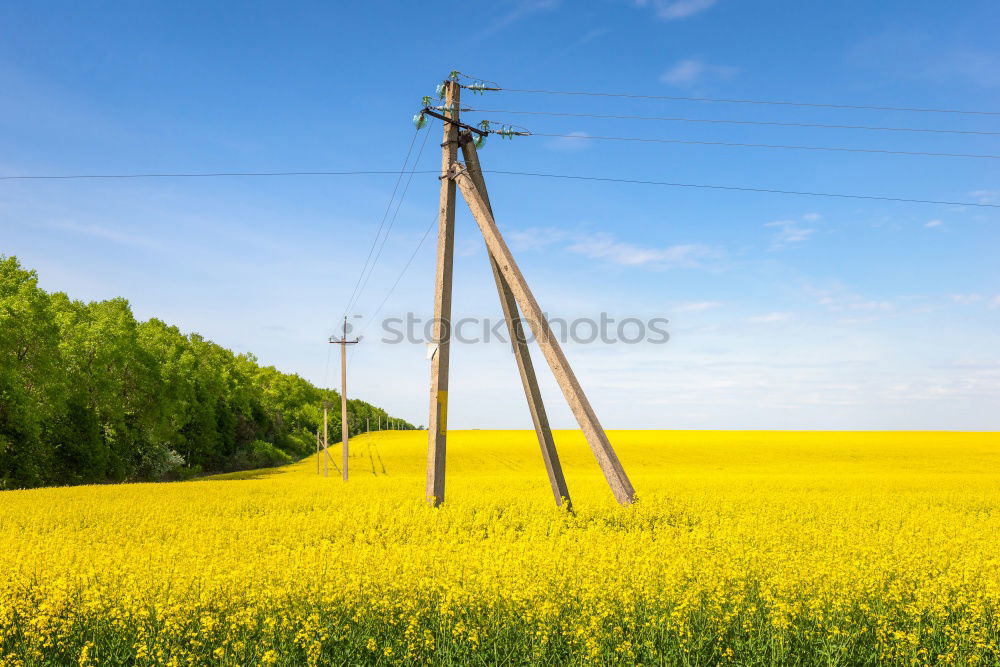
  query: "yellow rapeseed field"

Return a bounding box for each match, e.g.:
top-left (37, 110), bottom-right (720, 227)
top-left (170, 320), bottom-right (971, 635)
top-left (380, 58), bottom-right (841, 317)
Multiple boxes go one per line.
top-left (1, 430), bottom-right (998, 665)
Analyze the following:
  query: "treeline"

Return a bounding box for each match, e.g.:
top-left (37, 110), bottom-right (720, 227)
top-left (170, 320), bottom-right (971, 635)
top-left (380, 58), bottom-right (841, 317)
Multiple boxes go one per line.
top-left (0, 256), bottom-right (413, 490)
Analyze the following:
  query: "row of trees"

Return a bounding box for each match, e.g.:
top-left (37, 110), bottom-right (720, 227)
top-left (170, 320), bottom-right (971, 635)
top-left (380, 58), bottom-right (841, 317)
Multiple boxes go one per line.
top-left (0, 256), bottom-right (412, 490)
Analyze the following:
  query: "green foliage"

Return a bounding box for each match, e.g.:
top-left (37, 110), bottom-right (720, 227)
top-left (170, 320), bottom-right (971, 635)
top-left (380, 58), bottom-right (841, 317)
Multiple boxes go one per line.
top-left (0, 256), bottom-right (413, 489)
top-left (246, 439), bottom-right (292, 469)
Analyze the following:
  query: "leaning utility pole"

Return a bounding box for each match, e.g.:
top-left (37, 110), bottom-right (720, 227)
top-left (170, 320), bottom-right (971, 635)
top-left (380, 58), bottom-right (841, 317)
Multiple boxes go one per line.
top-left (329, 317), bottom-right (360, 481)
top-left (459, 131), bottom-right (571, 509)
top-left (416, 73), bottom-right (636, 508)
top-left (451, 161), bottom-right (634, 504)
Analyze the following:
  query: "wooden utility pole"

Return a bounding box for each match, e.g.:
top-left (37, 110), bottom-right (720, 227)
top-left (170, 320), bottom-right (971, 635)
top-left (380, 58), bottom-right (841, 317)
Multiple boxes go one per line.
top-left (329, 317), bottom-right (359, 481)
top-left (426, 78), bottom-right (460, 507)
top-left (449, 162), bottom-right (635, 504)
top-left (459, 132), bottom-right (571, 509)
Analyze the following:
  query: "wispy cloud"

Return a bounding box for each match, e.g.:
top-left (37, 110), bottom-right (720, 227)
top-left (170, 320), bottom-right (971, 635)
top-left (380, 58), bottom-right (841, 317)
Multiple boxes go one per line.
top-left (50, 220), bottom-right (156, 247)
top-left (567, 232), bottom-right (719, 269)
top-left (634, 0), bottom-right (719, 20)
top-left (850, 30), bottom-right (1000, 89)
top-left (505, 226), bottom-right (569, 251)
top-left (764, 214), bottom-right (820, 249)
top-left (545, 131), bottom-right (591, 152)
top-left (808, 282), bottom-right (895, 314)
top-left (925, 219), bottom-right (944, 228)
top-left (660, 57), bottom-right (738, 87)
top-left (969, 190), bottom-right (1000, 205)
top-left (574, 27), bottom-right (609, 46)
top-left (674, 300), bottom-right (723, 312)
top-left (747, 312), bottom-right (792, 323)
top-left (481, 0), bottom-right (560, 36)
top-left (950, 293), bottom-right (984, 305)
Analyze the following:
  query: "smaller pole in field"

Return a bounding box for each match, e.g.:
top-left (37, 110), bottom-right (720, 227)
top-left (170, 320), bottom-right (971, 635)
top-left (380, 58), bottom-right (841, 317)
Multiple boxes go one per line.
top-left (329, 317), bottom-right (360, 482)
top-left (316, 428), bottom-right (320, 474)
top-left (322, 403), bottom-right (330, 477)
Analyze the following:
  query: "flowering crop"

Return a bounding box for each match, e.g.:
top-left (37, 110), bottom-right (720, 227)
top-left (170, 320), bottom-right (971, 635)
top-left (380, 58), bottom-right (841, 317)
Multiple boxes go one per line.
top-left (1, 430), bottom-right (998, 665)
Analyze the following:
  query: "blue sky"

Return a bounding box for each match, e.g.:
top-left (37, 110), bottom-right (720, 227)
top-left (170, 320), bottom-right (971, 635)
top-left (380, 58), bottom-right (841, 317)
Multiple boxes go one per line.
top-left (2, 0), bottom-right (998, 429)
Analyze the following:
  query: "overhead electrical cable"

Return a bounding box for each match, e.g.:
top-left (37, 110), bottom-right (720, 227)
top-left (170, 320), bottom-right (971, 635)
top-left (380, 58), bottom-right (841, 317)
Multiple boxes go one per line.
top-left (0, 170), bottom-right (439, 180)
top-left (482, 170), bottom-right (999, 207)
top-left (528, 132), bottom-right (1000, 160)
top-left (464, 107), bottom-right (1000, 136)
top-left (491, 87), bottom-right (1000, 116)
top-left (344, 120), bottom-right (434, 318)
top-left (3, 168), bottom-right (994, 207)
top-left (356, 213), bottom-right (437, 341)
top-left (341, 129), bottom-right (422, 320)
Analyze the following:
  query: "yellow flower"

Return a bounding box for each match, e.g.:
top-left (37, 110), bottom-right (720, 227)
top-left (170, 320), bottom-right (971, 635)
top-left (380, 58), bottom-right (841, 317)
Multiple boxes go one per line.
top-left (0, 430), bottom-right (997, 664)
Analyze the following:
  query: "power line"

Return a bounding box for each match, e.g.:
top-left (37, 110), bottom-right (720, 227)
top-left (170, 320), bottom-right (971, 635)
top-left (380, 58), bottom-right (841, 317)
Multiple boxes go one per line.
top-left (0, 170), bottom-right (438, 180)
top-left (3, 167), bottom-right (995, 207)
top-left (465, 107), bottom-right (1000, 136)
top-left (346, 119), bottom-right (435, 318)
top-left (495, 87), bottom-right (1000, 116)
top-left (356, 213), bottom-right (437, 340)
top-left (529, 132), bottom-right (1000, 160)
top-left (342, 130), bottom-right (422, 321)
top-left (483, 170), bottom-right (1000, 208)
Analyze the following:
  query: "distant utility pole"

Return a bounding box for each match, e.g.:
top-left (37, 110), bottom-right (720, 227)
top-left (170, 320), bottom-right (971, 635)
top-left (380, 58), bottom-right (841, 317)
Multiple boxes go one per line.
top-left (322, 402), bottom-right (330, 477)
top-left (316, 428), bottom-right (320, 475)
top-left (329, 317), bottom-right (360, 481)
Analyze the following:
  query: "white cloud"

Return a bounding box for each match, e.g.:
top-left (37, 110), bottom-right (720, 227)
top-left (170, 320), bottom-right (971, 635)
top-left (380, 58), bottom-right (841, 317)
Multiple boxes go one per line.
top-left (747, 312), bottom-right (792, 323)
top-left (969, 190), bottom-right (1000, 204)
top-left (674, 300), bottom-right (723, 312)
top-left (950, 293), bottom-right (983, 305)
top-left (505, 227), bottom-right (721, 269)
top-left (50, 220), bottom-right (156, 247)
top-left (807, 282), bottom-right (895, 314)
top-left (505, 226), bottom-right (569, 251)
top-left (545, 131), bottom-right (591, 152)
top-left (660, 57), bottom-right (738, 87)
top-left (849, 300), bottom-right (894, 312)
top-left (567, 232), bottom-right (718, 268)
top-left (764, 215), bottom-right (818, 248)
top-left (925, 219), bottom-right (944, 228)
top-left (635, 0), bottom-right (718, 20)
top-left (481, 0), bottom-right (560, 35)
top-left (849, 31), bottom-right (1000, 90)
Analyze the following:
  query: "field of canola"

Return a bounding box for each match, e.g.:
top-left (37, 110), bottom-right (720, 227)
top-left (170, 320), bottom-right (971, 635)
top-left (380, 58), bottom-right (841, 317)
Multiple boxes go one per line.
top-left (1, 430), bottom-right (999, 665)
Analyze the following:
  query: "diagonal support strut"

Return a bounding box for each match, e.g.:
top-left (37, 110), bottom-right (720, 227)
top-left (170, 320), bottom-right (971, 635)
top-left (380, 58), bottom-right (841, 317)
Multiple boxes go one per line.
top-left (458, 132), bottom-right (572, 510)
top-left (448, 162), bottom-right (636, 505)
